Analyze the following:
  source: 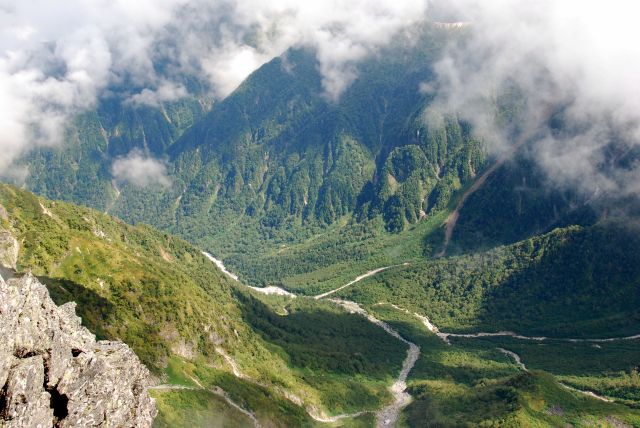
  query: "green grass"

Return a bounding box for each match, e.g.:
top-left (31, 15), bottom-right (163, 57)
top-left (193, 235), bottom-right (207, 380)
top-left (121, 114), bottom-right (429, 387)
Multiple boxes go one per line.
top-left (447, 335), bottom-right (640, 404)
top-left (404, 371), bottom-right (640, 428)
top-left (227, 207), bottom-right (451, 296)
top-left (332, 222), bottom-right (640, 340)
top-left (152, 389), bottom-right (255, 428)
top-left (366, 304), bottom-right (521, 386)
top-left (366, 303), bottom-right (640, 427)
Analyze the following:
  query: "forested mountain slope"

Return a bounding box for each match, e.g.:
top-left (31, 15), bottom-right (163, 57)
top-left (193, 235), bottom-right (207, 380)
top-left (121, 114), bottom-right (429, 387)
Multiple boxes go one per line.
top-left (7, 21), bottom-right (619, 293)
top-left (11, 84), bottom-right (211, 213)
top-left (0, 24), bottom-right (509, 280)
top-left (105, 23), bottom-right (491, 245)
top-left (0, 182), bottom-right (418, 426)
top-left (336, 221), bottom-right (640, 338)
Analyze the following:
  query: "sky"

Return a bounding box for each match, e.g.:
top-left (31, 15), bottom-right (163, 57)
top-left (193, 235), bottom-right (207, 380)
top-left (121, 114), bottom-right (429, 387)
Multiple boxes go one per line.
top-left (0, 0), bottom-right (639, 194)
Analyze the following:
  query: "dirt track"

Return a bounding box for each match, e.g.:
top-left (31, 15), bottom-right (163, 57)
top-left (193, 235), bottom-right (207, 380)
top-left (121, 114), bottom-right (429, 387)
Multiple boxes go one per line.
top-left (314, 263), bottom-right (409, 299)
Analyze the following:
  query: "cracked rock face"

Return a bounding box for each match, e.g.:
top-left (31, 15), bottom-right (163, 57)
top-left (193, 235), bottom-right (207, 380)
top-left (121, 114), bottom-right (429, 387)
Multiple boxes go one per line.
top-left (0, 273), bottom-right (157, 427)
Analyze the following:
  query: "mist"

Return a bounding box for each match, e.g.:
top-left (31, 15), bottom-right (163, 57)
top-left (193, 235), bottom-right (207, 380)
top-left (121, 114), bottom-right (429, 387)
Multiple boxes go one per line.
top-left (1, 0), bottom-right (639, 199)
top-left (111, 149), bottom-right (172, 188)
top-left (428, 0), bottom-right (640, 199)
top-left (0, 0), bottom-right (429, 172)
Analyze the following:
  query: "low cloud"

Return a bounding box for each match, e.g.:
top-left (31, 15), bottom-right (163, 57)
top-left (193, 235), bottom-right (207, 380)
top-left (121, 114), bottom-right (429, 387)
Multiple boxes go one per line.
top-left (111, 150), bottom-right (171, 188)
top-left (125, 82), bottom-right (189, 108)
top-left (0, 165), bottom-right (28, 186)
top-left (0, 0), bottom-right (430, 171)
top-left (5, 0), bottom-right (640, 205)
top-left (425, 0), bottom-right (640, 199)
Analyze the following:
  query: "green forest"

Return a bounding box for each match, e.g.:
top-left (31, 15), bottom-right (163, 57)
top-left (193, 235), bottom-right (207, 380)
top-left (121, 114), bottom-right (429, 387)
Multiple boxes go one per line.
top-left (2, 16), bottom-right (640, 428)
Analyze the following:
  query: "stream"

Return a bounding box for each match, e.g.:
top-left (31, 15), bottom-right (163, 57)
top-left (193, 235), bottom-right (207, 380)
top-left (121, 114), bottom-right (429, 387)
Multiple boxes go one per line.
top-left (202, 255), bottom-right (421, 427)
top-left (381, 303), bottom-right (634, 404)
top-left (202, 252), bottom-right (295, 297)
top-left (201, 255), bottom-right (632, 424)
top-left (327, 300), bottom-right (421, 428)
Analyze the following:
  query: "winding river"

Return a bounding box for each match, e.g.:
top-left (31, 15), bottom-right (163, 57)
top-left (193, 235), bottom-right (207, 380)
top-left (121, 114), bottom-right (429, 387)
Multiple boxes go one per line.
top-left (202, 254), bottom-right (421, 426)
top-left (202, 255), bottom-right (633, 425)
top-left (327, 299), bottom-right (421, 427)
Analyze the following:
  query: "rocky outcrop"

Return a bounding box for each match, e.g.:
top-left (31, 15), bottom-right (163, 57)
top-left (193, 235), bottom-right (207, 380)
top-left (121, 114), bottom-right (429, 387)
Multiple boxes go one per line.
top-left (0, 205), bottom-right (18, 272)
top-left (0, 229), bottom-right (18, 271)
top-left (0, 273), bottom-right (156, 427)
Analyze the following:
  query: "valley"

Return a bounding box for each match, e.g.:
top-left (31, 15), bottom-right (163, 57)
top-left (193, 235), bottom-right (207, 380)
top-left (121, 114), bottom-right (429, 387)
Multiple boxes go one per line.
top-left (201, 254), bottom-right (420, 425)
top-left (5, 177), bottom-right (639, 428)
top-left (1, 12), bottom-right (639, 428)
top-left (201, 243), bottom-right (640, 426)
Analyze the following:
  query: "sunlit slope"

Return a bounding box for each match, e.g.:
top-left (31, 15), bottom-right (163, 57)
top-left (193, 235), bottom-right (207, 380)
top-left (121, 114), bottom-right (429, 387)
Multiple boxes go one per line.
top-left (405, 370), bottom-right (640, 428)
top-left (0, 181), bottom-right (245, 369)
top-left (0, 182), bottom-right (413, 426)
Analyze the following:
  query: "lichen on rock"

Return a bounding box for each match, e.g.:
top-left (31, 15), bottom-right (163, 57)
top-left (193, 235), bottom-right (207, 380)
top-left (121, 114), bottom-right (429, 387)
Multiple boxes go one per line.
top-left (0, 273), bottom-right (157, 427)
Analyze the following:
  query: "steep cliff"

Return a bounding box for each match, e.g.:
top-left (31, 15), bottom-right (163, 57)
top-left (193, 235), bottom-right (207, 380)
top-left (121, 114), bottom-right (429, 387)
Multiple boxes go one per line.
top-left (0, 272), bottom-right (156, 428)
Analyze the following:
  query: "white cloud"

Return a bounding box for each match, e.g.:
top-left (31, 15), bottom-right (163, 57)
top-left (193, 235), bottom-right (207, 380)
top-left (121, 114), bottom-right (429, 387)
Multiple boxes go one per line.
top-left (0, 165), bottom-right (28, 185)
top-left (5, 0), bottom-right (639, 204)
top-left (111, 149), bottom-right (172, 187)
top-left (125, 81), bottom-right (188, 107)
top-left (426, 0), bottom-right (640, 197)
top-left (0, 0), bottom-right (430, 172)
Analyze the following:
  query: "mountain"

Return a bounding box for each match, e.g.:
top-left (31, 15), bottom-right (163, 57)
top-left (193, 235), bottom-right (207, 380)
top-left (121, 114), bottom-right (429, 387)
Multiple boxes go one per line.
top-left (4, 19), bottom-right (640, 428)
top-left (0, 182), bottom-right (411, 426)
top-left (7, 22), bottom-right (609, 294)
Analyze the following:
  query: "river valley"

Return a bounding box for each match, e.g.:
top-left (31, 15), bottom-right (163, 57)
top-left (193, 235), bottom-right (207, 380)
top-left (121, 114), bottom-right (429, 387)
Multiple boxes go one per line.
top-left (201, 255), bottom-right (634, 426)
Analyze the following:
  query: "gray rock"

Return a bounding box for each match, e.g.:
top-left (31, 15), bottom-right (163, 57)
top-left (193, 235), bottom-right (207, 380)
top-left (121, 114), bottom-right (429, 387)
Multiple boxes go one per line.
top-left (0, 273), bottom-right (156, 427)
top-left (1, 355), bottom-right (53, 428)
top-left (0, 228), bottom-right (18, 271)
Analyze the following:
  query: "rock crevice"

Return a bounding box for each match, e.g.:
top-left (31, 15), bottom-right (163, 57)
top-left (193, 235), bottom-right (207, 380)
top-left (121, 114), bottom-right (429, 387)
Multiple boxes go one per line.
top-left (0, 273), bottom-right (156, 427)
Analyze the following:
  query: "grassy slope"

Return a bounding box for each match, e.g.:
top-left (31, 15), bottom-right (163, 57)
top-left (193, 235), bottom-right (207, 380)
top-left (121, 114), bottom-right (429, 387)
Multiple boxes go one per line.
top-left (333, 221), bottom-right (640, 338)
top-left (0, 182), bottom-right (413, 426)
top-left (368, 304), bottom-right (640, 428)
top-left (405, 370), bottom-right (640, 428)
